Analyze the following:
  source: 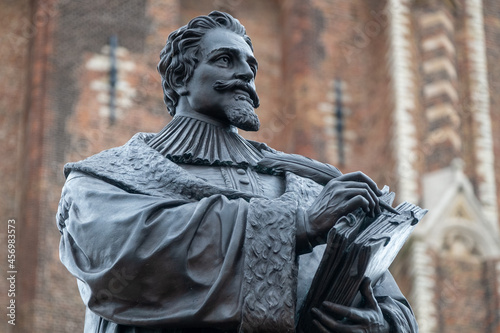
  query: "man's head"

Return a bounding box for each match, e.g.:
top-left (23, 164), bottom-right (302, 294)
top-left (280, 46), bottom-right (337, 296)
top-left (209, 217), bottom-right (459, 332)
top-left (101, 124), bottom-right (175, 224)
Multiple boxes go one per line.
top-left (158, 11), bottom-right (261, 131)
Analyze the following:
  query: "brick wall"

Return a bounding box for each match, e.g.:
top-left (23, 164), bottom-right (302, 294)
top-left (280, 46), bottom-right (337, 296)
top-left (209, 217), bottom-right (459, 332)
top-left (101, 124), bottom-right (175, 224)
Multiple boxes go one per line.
top-left (436, 257), bottom-right (492, 332)
top-left (33, 1), bottom-right (159, 331)
top-left (3, 0), bottom-right (500, 331)
top-left (0, 2), bottom-right (32, 332)
top-left (339, 0), bottom-right (398, 191)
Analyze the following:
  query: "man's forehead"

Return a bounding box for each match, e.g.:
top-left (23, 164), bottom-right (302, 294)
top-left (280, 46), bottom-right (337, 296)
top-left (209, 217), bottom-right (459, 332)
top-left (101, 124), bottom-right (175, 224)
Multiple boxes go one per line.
top-left (199, 28), bottom-right (254, 58)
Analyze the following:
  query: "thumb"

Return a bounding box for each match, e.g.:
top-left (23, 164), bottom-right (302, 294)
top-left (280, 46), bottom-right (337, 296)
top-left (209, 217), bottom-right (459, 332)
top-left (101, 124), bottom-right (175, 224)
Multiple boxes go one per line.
top-left (361, 277), bottom-right (378, 310)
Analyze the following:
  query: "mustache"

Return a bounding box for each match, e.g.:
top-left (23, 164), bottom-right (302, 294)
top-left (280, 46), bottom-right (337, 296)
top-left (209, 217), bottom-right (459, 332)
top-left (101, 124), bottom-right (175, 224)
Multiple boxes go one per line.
top-left (212, 80), bottom-right (260, 108)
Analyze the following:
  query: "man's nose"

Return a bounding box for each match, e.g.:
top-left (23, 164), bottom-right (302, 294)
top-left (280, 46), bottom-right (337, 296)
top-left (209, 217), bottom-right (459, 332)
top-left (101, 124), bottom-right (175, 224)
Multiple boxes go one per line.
top-left (234, 62), bottom-right (254, 83)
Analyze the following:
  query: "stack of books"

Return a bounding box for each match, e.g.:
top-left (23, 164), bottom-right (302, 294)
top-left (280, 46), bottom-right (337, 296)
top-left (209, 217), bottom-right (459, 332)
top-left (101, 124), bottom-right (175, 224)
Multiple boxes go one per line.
top-left (297, 189), bottom-right (427, 332)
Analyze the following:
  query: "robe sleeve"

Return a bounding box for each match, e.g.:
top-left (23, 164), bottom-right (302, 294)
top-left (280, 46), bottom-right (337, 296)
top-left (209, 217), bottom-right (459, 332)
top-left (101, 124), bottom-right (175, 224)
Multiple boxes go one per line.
top-left (57, 170), bottom-right (417, 332)
top-left (57, 171), bottom-right (251, 330)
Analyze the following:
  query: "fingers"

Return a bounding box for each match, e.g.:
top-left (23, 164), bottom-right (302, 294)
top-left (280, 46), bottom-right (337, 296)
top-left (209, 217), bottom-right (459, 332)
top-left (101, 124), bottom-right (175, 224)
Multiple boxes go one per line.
top-left (340, 181), bottom-right (380, 204)
top-left (349, 195), bottom-right (372, 216)
top-left (320, 302), bottom-right (367, 323)
top-left (311, 285), bottom-right (387, 333)
top-left (342, 187), bottom-right (381, 217)
top-left (311, 307), bottom-right (366, 333)
top-left (339, 195), bottom-right (372, 218)
top-left (312, 319), bottom-right (331, 333)
top-left (323, 177), bottom-right (381, 216)
top-left (311, 308), bottom-right (350, 332)
top-left (337, 171), bottom-right (383, 196)
top-left (307, 172), bottom-right (383, 238)
top-left (327, 188), bottom-right (379, 218)
top-left (324, 180), bottom-right (381, 210)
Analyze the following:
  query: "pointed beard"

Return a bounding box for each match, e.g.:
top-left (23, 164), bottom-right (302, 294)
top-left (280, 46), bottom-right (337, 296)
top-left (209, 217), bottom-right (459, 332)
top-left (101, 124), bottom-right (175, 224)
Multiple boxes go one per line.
top-left (223, 103), bottom-right (260, 131)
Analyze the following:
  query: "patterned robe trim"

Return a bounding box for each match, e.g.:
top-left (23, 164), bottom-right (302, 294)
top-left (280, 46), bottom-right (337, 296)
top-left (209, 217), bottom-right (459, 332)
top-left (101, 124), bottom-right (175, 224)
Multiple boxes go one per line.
top-left (240, 193), bottom-right (298, 332)
top-left (239, 174), bottom-right (321, 332)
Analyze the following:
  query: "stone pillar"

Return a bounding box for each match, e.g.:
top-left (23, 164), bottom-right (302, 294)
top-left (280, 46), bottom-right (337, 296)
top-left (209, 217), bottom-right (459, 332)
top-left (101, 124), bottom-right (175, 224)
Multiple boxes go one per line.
top-left (410, 240), bottom-right (438, 333)
top-left (387, 0), bottom-right (419, 204)
top-left (418, 6), bottom-right (461, 171)
top-left (465, 0), bottom-right (499, 231)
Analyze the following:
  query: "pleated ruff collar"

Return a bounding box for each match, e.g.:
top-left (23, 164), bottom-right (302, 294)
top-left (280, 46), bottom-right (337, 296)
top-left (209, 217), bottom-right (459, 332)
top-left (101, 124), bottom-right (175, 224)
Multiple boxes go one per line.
top-left (147, 114), bottom-right (264, 167)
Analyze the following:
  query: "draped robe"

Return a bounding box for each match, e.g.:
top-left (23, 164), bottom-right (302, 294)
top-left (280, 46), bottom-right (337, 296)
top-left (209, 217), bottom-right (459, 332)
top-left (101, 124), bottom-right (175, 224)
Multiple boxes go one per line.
top-left (57, 118), bottom-right (418, 332)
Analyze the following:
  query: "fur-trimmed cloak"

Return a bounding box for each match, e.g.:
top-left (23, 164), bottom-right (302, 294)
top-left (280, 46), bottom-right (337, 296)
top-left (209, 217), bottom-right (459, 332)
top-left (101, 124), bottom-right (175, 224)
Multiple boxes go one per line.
top-left (57, 133), bottom-right (417, 332)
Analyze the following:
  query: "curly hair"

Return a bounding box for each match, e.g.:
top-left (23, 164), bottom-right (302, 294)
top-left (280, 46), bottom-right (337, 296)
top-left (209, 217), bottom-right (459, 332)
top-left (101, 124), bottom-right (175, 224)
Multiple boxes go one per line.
top-left (157, 11), bottom-right (253, 116)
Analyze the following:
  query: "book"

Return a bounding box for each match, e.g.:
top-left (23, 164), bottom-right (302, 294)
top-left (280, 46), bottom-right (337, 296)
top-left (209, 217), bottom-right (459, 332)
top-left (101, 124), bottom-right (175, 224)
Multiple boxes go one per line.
top-left (297, 189), bottom-right (427, 332)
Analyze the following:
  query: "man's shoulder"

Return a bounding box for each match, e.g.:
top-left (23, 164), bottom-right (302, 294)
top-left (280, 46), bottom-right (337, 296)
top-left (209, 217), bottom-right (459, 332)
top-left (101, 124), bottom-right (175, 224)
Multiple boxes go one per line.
top-left (62, 132), bottom-right (190, 198)
top-left (64, 132), bottom-right (156, 178)
top-left (62, 132), bottom-right (262, 201)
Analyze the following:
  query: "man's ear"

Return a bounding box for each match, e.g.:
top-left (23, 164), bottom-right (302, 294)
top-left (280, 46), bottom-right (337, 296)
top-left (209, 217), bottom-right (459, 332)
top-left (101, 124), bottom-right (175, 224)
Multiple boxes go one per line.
top-left (173, 77), bottom-right (189, 96)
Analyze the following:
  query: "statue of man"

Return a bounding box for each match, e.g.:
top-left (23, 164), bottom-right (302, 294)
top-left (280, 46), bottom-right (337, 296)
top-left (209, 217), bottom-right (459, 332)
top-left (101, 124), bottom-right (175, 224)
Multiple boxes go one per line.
top-left (58, 11), bottom-right (418, 333)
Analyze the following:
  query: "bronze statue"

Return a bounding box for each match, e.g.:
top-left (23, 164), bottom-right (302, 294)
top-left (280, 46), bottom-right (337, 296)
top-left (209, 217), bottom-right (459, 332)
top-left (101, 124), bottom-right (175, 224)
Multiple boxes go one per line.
top-left (57, 11), bottom-right (418, 332)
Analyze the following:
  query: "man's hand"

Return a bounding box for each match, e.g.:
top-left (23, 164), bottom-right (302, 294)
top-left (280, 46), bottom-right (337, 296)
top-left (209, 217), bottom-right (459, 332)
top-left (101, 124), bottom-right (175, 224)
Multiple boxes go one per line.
top-left (310, 278), bottom-right (390, 333)
top-left (306, 171), bottom-right (382, 245)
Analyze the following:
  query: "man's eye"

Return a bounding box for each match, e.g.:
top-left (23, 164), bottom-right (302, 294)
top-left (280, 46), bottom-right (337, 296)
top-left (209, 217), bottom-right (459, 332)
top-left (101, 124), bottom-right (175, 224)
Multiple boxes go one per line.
top-left (216, 56), bottom-right (231, 66)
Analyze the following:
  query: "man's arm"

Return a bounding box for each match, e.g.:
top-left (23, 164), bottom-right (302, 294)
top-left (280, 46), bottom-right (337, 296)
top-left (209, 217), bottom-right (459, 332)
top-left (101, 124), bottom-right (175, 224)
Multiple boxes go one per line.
top-left (58, 171), bottom-right (250, 329)
top-left (302, 172), bottom-right (418, 333)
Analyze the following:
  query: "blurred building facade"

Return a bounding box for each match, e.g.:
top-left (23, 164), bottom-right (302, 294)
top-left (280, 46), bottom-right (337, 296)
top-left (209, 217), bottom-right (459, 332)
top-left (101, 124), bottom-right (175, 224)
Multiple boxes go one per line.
top-left (1, 0), bottom-right (500, 332)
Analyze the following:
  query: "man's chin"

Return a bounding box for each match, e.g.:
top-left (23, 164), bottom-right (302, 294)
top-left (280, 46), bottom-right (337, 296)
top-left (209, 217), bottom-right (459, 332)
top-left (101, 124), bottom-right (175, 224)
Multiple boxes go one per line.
top-left (224, 106), bottom-right (260, 132)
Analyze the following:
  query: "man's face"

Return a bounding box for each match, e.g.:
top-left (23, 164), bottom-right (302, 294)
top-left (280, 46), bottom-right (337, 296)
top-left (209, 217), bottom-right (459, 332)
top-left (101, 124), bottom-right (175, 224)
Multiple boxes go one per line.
top-left (181, 28), bottom-right (260, 131)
